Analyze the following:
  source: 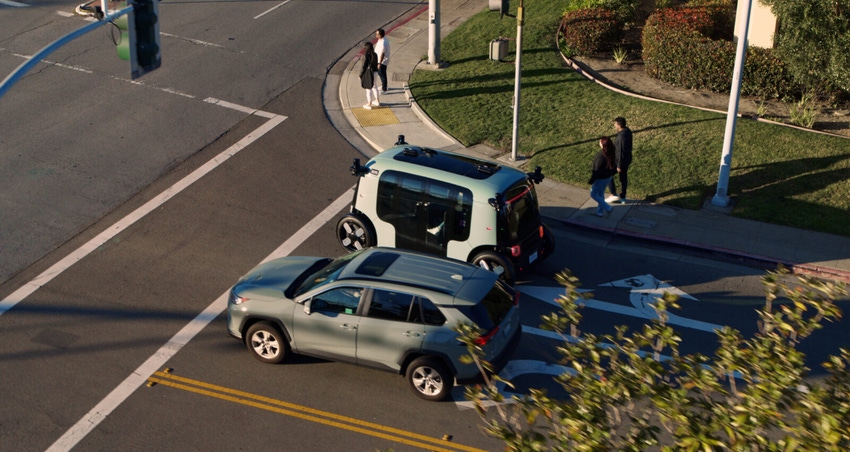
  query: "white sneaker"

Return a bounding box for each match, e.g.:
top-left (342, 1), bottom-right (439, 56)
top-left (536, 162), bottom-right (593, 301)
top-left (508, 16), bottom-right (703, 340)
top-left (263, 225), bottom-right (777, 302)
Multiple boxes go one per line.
top-left (371, 100), bottom-right (381, 107)
top-left (362, 104), bottom-right (372, 110)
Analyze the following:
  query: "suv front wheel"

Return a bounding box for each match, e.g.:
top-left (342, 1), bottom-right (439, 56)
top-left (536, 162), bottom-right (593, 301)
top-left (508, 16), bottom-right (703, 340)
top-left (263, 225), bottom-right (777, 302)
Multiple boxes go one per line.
top-left (336, 214), bottom-right (376, 252)
top-left (406, 357), bottom-right (452, 401)
top-left (246, 321), bottom-right (289, 364)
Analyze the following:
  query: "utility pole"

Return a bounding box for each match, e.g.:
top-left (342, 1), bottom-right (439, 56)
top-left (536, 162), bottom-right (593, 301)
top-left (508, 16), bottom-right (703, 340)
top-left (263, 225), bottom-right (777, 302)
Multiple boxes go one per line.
top-left (510, 0), bottom-right (524, 161)
top-left (712, 0), bottom-right (752, 207)
top-left (428, 0), bottom-right (441, 65)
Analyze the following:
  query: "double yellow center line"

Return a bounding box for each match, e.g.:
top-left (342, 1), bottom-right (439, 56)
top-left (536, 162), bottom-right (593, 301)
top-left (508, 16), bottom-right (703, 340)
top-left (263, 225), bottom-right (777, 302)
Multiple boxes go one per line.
top-left (147, 370), bottom-right (487, 452)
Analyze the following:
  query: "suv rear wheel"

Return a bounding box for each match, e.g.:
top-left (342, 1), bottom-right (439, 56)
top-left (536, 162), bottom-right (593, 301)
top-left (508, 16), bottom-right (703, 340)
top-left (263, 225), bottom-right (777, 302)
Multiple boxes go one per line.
top-left (472, 250), bottom-right (516, 284)
top-left (406, 357), bottom-right (452, 401)
top-left (336, 214), bottom-right (375, 252)
top-left (246, 321), bottom-right (288, 364)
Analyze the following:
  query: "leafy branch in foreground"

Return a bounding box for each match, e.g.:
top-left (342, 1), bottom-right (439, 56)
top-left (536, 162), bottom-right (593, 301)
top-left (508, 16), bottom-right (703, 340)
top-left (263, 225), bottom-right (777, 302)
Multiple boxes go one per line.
top-left (457, 267), bottom-right (850, 451)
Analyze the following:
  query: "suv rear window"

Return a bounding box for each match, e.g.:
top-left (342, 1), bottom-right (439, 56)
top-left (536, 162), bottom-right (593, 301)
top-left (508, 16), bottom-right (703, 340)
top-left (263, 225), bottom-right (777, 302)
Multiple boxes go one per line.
top-left (455, 281), bottom-right (516, 330)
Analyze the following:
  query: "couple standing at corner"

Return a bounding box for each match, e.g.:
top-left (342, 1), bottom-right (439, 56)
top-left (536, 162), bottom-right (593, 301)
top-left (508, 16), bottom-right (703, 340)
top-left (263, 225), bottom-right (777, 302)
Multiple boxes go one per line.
top-left (589, 117), bottom-right (633, 217)
top-left (360, 29), bottom-right (391, 110)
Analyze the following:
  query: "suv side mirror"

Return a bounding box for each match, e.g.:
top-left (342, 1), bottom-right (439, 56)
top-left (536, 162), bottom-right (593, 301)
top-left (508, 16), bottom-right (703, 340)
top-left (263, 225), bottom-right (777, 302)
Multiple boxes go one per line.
top-left (350, 158), bottom-right (370, 177)
top-left (526, 166), bottom-right (544, 184)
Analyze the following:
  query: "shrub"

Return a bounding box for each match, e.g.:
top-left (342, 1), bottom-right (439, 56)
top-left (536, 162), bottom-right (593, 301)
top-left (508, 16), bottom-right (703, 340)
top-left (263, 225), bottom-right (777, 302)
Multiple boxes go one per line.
top-left (762, 0), bottom-right (850, 96)
top-left (642, 7), bottom-right (726, 88)
top-left (643, 6), bottom-right (799, 99)
top-left (789, 94), bottom-right (819, 128)
top-left (560, 7), bottom-right (624, 57)
top-left (561, 0), bottom-right (640, 25)
top-left (743, 47), bottom-right (802, 101)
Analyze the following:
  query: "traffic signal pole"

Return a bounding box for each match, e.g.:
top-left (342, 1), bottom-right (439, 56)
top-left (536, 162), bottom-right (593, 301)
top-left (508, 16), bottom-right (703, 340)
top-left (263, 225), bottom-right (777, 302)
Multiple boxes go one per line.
top-left (428, 0), bottom-right (441, 65)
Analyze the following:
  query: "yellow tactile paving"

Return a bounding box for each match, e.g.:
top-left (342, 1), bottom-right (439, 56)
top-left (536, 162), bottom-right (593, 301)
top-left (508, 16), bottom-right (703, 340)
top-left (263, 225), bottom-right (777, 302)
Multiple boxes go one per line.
top-left (352, 106), bottom-right (400, 127)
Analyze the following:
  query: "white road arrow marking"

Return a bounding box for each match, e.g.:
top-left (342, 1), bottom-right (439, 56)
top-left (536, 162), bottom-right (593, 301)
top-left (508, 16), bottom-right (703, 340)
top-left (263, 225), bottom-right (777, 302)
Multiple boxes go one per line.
top-left (520, 275), bottom-right (722, 333)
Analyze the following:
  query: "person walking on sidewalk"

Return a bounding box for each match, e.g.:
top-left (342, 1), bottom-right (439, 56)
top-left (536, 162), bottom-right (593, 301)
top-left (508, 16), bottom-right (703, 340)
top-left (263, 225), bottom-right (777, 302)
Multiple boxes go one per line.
top-left (375, 28), bottom-right (390, 92)
top-left (609, 116), bottom-right (633, 203)
top-left (360, 42), bottom-right (380, 109)
top-left (589, 137), bottom-right (618, 217)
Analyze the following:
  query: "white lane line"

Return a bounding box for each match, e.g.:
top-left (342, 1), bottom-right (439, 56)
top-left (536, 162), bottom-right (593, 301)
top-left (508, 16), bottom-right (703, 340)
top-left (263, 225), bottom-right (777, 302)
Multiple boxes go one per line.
top-left (46, 188), bottom-right (355, 452)
top-left (160, 32), bottom-right (226, 49)
top-left (0, 113), bottom-right (286, 317)
top-left (254, 0), bottom-right (292, 19)
top-left (204, 97), bottom-right (278, 118)
top-left (11, 53), bottom-right (93, 74)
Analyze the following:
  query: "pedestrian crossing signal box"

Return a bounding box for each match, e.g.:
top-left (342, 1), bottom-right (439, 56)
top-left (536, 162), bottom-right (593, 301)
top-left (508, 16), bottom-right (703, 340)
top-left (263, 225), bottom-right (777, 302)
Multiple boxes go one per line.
top-left (490, 38), bottom-right (507, 61)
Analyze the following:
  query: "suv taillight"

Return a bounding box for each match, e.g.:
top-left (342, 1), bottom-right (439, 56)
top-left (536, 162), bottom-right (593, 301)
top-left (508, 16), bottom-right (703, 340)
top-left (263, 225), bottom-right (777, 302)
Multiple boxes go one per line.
top-left (475, 327), bottom-right (500, 346)
top-left (509, 245), bottom-right (521, 257)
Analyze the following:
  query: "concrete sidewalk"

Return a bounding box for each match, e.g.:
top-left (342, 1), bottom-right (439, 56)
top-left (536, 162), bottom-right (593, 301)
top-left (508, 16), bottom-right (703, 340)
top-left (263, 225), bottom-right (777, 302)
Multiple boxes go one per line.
top-left (323, 0), bottom-right (850, 283)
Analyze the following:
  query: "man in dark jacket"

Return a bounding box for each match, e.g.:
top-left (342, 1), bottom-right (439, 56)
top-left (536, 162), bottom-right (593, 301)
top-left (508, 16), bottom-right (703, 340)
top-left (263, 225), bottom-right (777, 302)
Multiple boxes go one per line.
top-left (609, 116), bottom-right (633, 203)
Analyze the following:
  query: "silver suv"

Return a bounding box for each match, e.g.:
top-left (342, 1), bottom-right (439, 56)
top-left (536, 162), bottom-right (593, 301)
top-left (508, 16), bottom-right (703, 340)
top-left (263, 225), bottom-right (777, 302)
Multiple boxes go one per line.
top-left (227, 247), bottom-right (521, 401)
top-left (337, 139), bottom-right (555, 283)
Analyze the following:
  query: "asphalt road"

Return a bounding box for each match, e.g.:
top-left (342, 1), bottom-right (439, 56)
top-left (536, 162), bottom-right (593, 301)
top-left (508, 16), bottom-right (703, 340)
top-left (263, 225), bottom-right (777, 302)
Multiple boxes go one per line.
top-left (0, 0), bottom-right (412, 284)
top-left (1, 2), bottom-right (848, 451)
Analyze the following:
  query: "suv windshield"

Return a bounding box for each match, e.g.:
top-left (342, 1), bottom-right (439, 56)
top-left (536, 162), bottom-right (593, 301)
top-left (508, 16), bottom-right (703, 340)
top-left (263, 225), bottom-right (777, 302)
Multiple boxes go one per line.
top-left (498, 180), bottom-right (540, 243)
top-left (295, 251), bottom-right (361, 297)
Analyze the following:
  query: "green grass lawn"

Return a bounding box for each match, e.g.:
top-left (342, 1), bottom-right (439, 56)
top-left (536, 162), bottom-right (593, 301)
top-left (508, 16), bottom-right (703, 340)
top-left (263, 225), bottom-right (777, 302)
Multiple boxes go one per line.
top-left (408, 1), bottom-right (850, 237)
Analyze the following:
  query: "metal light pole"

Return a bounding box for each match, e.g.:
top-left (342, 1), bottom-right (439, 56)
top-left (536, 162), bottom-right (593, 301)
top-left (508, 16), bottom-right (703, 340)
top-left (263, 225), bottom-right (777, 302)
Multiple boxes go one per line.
top-left (510, 0), bottom-right (524, 161)
top-left (712, 0), bottom-right (752, 207)
top-left (428, 0), bottom-right (441, 65)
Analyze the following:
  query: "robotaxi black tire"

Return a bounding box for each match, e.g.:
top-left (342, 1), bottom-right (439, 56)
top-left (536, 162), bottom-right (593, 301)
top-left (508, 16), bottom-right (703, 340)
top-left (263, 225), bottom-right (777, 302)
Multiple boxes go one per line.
top-left (472, 250), bottom-right (516, 284)
top-left (336, 214), bottom-right (376, 252)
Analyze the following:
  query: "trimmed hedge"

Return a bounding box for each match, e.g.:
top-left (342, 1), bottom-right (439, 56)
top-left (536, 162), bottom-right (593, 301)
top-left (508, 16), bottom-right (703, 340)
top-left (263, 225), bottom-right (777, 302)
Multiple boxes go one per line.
top-left (559, 7), bottom-right (624, 57)
top-left (642, 6), bottom-right (800, 100)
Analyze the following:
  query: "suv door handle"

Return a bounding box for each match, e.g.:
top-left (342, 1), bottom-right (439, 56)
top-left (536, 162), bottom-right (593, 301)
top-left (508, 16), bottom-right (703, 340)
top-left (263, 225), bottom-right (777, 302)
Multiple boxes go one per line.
top-left (339, 323), bottom-right (357, 330)
top-left (403, 331), bottom-right (421, 337)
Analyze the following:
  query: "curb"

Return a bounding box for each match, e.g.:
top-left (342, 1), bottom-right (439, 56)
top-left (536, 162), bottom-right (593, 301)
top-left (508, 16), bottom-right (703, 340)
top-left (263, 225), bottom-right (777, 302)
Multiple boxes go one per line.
top-left (561, 216), bottom-right (850, 284)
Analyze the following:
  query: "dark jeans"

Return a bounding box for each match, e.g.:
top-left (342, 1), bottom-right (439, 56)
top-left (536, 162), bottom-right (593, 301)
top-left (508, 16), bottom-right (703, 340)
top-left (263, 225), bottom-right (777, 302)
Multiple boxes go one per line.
top-left (378, 64), bottom-right (388, 91)
top-left (608, 166), bottom-right (629, 199)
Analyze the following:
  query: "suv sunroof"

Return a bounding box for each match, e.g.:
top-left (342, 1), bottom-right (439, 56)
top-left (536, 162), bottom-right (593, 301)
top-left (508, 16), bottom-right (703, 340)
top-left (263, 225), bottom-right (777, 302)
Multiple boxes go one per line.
top-left (355, 251), bottom-right (400, 276)
top-left (393, 147), bottom-right (500, 180)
